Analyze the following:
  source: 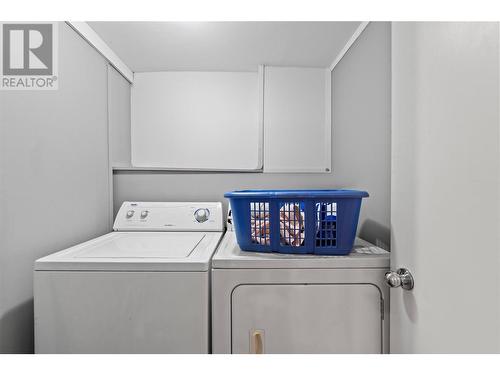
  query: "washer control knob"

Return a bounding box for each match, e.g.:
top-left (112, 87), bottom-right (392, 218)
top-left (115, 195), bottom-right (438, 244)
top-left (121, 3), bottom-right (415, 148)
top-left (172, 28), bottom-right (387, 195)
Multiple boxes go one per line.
top-left (126, 210), bottom-right (135, 218)
top-left (140, 210), bottom-right (149, 219)
top-left (194, 208), bottom-right (209, 223)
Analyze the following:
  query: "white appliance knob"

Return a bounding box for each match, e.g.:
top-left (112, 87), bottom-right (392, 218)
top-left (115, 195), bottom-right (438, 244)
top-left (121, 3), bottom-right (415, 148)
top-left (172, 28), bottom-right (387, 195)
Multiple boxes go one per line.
top-left (141, 210), bottom-right (149, 219)
top-left (126, 210), bottom-right (135, 218)
top-left (194, 208), bottom-right (209, 223)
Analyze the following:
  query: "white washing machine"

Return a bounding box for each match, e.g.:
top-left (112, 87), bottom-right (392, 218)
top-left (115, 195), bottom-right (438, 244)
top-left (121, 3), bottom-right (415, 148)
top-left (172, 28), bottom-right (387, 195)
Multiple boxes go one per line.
top-left (212, 231), bottom-right (390, 354)
top-left (34, 201), bottom-right (223, 354)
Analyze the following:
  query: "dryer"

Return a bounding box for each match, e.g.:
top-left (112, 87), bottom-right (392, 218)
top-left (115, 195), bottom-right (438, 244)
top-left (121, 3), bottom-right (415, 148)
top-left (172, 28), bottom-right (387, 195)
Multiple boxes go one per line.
top-left (212, 231), bottom-right (390, 354)
top-left (34, 201), bottom-right (223, 354)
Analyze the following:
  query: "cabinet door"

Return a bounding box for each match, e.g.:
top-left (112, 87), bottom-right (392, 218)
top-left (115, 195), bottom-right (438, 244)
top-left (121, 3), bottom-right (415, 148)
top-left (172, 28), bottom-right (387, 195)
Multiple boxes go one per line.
top-left (131, 71), bottom-right (261, 170)
top-left (263, 66), bottom-right (331, 173)
top-left (231, 284), bottom-right (381, 354)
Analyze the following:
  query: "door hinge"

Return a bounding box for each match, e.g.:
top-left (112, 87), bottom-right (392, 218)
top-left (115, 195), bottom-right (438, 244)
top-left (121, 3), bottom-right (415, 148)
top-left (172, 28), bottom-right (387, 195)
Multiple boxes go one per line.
top-left (380, 299), bottom-right (385, 320)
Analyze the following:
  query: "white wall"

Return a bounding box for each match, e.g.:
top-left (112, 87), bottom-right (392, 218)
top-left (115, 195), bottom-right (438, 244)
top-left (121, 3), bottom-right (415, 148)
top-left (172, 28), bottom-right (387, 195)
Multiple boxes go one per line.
top-left (108, 65), bottom-right (131, 167)
top-left (332, 22), bottom-right (391, 249)
top-left (0, 22), bottom-right (112, 353)
top-left (112, 22), bottom-right (392, 248)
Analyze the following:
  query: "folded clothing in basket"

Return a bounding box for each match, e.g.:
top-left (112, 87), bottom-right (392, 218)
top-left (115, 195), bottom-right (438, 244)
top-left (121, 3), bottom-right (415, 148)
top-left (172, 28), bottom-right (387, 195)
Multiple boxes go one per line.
top-left (250, 203), bottom-right (271, 245)
top-left (250, 203), bottom-right (305, 247)
top-left (279, 203), bottom-right (305, 247)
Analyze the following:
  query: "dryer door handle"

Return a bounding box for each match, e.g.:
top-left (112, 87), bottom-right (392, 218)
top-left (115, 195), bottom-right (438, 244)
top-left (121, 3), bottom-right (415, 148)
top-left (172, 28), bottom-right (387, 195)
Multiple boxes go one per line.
top-left (250, 329), bottom-right (264, 354)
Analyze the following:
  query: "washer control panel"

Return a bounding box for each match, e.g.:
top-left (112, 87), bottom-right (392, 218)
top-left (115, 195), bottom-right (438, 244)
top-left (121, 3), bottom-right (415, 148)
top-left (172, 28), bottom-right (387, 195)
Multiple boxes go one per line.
top-left (113, 202), bottom-right (223, 232)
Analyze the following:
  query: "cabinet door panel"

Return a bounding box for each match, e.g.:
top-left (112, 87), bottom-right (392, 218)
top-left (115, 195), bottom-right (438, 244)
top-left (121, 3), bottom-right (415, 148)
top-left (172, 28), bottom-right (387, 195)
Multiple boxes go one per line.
top-left (131, 71), bottom-right (261, 170)
top-left (263, 66), bottom-right (331, 173)
top-left (231, 284), bottom-right (381, 353)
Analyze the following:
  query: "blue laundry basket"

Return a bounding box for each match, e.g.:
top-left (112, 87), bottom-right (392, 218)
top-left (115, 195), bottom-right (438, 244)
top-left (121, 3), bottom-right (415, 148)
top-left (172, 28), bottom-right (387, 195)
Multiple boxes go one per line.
top-left (225, 189), bottom-right (369, 255)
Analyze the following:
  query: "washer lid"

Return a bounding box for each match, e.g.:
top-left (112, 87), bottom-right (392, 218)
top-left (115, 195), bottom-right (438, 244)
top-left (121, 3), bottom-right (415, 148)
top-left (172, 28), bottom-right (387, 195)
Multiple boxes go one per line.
top-left (212, 232), bottom-right (389, 269)
top-left (73, 232), bottom-right (204, 259)
top-left (35, 232), bottom-right (223, 271)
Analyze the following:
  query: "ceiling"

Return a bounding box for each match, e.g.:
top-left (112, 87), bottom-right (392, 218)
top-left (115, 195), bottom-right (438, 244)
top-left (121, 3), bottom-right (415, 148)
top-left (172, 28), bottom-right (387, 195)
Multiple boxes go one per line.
top-left (88, 22), bottom-right (361, 72)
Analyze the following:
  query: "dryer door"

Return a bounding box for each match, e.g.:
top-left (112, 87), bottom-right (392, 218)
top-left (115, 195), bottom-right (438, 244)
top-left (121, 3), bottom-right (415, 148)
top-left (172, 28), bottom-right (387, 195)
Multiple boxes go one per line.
top-left (231, 284), bottom-right (382, 354)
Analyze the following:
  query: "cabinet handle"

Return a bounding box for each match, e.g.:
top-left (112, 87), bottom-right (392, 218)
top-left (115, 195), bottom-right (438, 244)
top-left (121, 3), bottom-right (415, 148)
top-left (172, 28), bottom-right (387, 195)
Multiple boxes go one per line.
top-left (251, 330), bottom-right (264, 354)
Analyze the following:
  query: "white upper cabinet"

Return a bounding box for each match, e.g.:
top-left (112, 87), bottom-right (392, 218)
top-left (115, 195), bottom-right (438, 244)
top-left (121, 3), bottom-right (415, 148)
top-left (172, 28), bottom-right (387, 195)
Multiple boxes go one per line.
top-left (131, 67), bottom-right (331, 172)
top-left (131, 71), bottom-right (262, 170)
top-left (263, 66), bottom-right (331, 173)
top-left (87, 22), bottom-right (361, 172)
